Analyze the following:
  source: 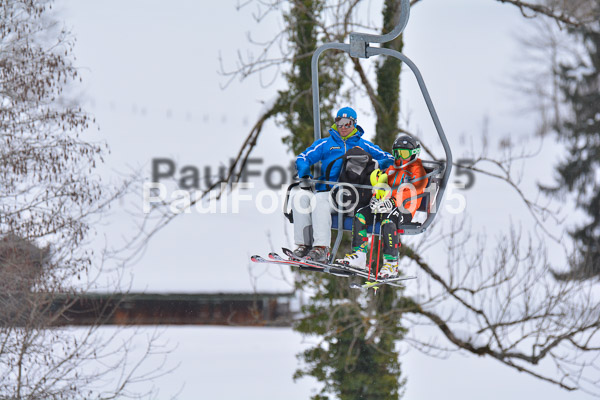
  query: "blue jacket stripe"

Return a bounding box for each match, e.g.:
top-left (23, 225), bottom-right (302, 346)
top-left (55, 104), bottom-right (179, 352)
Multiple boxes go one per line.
top-left (363, 142), bottom-right (394, 160)
top-left (299, 140), bottom-right (326, 161)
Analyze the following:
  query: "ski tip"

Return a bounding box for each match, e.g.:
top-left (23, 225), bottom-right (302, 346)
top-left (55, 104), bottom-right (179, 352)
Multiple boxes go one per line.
top-left (377, 275), bottom-right (417, 283)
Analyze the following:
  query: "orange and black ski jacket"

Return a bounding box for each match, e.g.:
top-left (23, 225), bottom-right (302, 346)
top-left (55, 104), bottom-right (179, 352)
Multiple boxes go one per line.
top-left (385, 159), bottom-right (428, 217)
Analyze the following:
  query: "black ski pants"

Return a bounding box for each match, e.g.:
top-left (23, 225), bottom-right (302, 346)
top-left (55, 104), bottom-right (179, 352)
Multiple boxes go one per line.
top-left (351, 204), bottom-right (411, 260)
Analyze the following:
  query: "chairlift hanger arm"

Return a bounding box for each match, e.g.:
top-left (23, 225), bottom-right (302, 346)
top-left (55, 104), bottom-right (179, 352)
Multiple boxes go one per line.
top-left (311, 0), bottom-right (411, 144)
top-left (349, 0), bottom-right (411, 58)
top-left (368, 47), bottom-right (453, 231)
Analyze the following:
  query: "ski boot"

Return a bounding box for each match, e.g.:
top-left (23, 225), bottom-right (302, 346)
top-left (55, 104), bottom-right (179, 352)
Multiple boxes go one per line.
top-left (292, 245), bottom-right (312, 258)
top-left (378, 259), bottom-right (399, 280)
top-left (336, 251), bottom-right (367, 271)
top-left (306, 246), bottom-right (330, 263)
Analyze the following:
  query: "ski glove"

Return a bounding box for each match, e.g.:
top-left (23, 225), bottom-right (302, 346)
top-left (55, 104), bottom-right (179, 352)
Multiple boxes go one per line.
top-left (299, 176), bottom-right (313, 190)
top-left (370, 169), bottom-right (390, 200)
top-left (375, 197), bottom-right (396, 214)
top-left (370, 169), bottom-right (383, 186)
top-left (369, 196), bottom-right (379, 211)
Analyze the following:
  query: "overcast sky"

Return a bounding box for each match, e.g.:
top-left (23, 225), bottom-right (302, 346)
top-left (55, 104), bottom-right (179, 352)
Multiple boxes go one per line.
top-left (57, 0), bottom-right (593, 399)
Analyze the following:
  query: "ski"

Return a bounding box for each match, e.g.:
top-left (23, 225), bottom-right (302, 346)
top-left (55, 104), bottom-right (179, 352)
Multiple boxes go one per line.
top-left (349, 276), bottom-right (417, 291)
top-left (281, 247), bottom-right (416, 288)
top-left (251, 255), bottom-right (323, 273)
top-left (251, 254), bottom-right (353, 277)
top-left (252, 249), bottom-right (416, 291)
top-left (280, 247), bottom-right (377, 279)
top-left (270, 251), bottom-right (355, 276)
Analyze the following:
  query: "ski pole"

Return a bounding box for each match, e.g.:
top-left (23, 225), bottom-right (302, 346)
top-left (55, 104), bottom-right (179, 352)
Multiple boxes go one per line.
top-left (375, 224), bottom-right (382, 279)
top-left (368, 211), bottom-right (376, 281)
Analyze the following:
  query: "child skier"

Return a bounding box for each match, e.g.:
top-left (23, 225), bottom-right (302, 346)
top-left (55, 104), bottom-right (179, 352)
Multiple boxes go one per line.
top-left (338, 134), bottom-right (428, 278)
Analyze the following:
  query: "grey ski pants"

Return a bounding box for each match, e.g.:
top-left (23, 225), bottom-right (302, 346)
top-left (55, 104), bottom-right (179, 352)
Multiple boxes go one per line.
top-left (292, 190), bottom-right (333, 247)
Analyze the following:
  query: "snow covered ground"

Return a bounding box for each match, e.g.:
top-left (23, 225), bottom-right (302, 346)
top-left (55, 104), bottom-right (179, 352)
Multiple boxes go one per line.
top-left (87, 326), bottom-right (595, 400)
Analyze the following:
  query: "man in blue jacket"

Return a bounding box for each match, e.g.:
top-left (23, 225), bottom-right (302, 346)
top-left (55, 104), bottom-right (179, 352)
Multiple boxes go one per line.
top-left (293, 107), bottom-right (394, 262)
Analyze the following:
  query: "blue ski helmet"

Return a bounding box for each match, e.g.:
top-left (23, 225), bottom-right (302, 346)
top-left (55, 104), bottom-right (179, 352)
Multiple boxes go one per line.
top-left (336, 107), bottom-right (357, 124)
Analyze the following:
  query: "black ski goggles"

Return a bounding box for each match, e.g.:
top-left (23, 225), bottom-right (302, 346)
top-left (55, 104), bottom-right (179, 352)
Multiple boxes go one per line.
top-left (393, 147), bottom-right (420, 160)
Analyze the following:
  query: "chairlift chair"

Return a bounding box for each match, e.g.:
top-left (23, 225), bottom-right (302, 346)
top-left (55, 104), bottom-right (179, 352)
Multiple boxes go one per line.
top-left (283, 0), bottom-right (452, 263)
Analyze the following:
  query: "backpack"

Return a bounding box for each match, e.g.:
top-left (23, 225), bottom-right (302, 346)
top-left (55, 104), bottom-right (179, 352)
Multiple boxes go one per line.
top-left (325, 146), bottom-right (379, 214)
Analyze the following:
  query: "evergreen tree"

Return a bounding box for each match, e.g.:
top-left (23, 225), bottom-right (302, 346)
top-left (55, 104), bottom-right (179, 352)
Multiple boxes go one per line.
top-left (290, 2), bottom-right (408, 398)
top-left (294, 282), bottom-right (406, 400)
top-left (279, 0), bottom-right (344, 155)
top-left (374, 0), bottom-right (404, 147)
top-left (543, 6), bottom-right (600, 280)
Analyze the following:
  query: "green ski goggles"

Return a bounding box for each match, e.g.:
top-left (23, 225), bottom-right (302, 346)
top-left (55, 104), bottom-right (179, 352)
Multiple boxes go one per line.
top-left (393, 147), bottom-right (420, 160)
